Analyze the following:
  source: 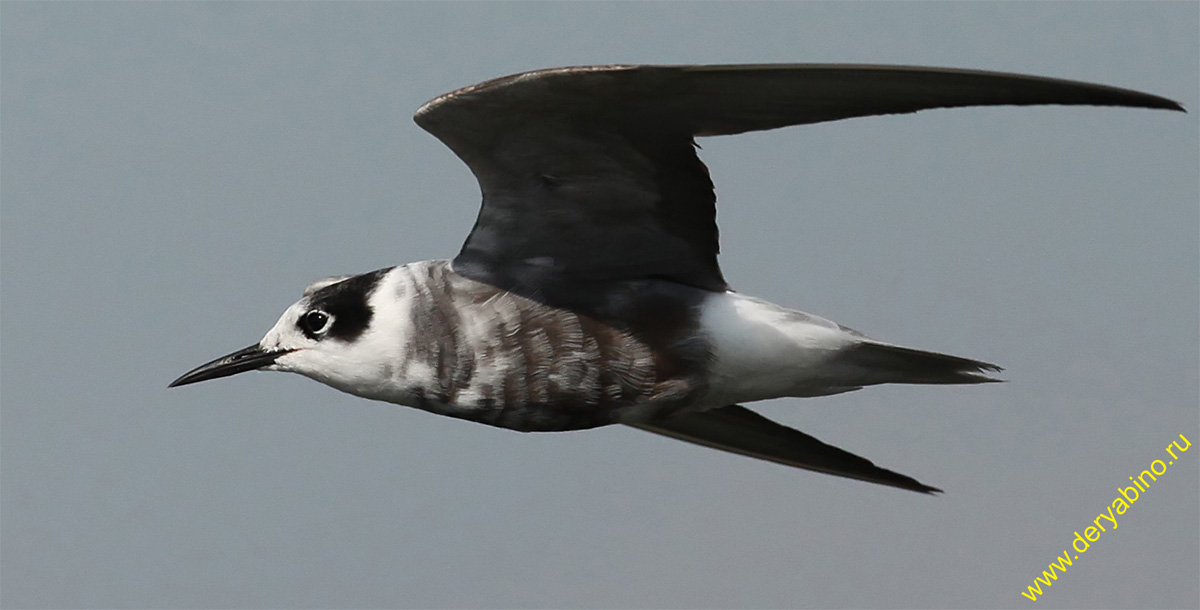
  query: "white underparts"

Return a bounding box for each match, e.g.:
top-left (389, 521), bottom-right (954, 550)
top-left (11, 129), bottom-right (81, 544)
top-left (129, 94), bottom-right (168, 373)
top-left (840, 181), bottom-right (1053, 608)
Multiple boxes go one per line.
top-left (698, 291), bottom-right (868, 407)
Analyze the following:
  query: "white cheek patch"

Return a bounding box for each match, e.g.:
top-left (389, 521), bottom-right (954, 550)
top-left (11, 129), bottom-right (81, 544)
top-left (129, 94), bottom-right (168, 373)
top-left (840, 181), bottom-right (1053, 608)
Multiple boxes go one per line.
top-left (265, 350), bottom-right (299, 373)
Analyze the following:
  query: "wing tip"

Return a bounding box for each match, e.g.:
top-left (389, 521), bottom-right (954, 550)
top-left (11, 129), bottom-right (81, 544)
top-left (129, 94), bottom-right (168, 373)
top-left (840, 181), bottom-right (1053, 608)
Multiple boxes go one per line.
top-left (631, 406), bottom-right (950, 494)
top-left (908, 480), bottom-right (944, 495)
top-left (1124, 94), bottom-right (1185, 113)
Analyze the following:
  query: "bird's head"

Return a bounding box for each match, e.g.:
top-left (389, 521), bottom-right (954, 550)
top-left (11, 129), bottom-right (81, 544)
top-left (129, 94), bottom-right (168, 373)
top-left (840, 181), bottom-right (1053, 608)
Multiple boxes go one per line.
top-left (169, 268), bottom-right (399, 395)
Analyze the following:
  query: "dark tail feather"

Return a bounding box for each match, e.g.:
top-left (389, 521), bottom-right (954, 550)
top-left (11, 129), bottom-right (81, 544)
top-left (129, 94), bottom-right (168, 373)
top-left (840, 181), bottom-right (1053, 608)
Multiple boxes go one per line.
top-left (836, 342), bottom-right (1003, 385)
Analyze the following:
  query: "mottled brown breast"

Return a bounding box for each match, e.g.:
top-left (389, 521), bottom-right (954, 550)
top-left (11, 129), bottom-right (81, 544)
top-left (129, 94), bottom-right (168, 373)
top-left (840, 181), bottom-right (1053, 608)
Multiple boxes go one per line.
top-left (399, 261), bottom-right (710, 431)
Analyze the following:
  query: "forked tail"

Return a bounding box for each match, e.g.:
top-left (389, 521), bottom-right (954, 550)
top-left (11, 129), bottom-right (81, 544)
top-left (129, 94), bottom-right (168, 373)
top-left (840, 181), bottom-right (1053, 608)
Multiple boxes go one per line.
top-left (835, 341), bottom-right (1003, 385)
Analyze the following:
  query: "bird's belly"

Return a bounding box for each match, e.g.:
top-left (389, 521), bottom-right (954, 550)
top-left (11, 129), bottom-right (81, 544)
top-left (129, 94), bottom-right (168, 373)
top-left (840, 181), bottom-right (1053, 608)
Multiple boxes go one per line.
top-left (394, 341), bottom-right (705, 432)
top-left (379, 265), bottom-right (705, 431)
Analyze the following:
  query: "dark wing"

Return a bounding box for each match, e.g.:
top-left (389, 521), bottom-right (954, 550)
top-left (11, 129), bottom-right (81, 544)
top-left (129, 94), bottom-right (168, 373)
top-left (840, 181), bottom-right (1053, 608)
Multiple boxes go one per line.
top-left (415, 64), bottom-right (1182, 298)
top-left (630, 405), bottom-right (942, 493)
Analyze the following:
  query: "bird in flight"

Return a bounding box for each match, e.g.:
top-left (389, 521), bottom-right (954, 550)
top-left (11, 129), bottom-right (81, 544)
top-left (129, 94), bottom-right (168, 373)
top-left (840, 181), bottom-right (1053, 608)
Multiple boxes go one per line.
top-left (170, 64), bottom-right (1182, 493)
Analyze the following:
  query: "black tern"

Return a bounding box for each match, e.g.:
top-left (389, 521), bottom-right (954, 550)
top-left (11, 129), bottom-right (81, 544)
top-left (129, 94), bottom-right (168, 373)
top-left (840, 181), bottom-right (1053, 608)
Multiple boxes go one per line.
top-left (171, 64), bottom-right (1182, 492)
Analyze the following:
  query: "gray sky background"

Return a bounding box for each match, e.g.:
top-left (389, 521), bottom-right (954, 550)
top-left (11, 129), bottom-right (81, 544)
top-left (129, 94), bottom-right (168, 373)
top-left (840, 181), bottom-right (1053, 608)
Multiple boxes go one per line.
top-left (2, 3), bottom-right (1197, 609)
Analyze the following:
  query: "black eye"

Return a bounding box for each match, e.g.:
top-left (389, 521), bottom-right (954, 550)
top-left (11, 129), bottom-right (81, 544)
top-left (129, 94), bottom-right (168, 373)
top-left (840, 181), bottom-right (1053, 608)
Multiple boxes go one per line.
top-left (300, 310), bottom-right (330, 337)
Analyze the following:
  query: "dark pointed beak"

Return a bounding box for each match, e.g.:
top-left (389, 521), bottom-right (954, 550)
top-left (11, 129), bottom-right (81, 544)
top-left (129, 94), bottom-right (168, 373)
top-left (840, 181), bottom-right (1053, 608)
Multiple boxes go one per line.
top-left (169, 344), bottom-right (293, 388)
